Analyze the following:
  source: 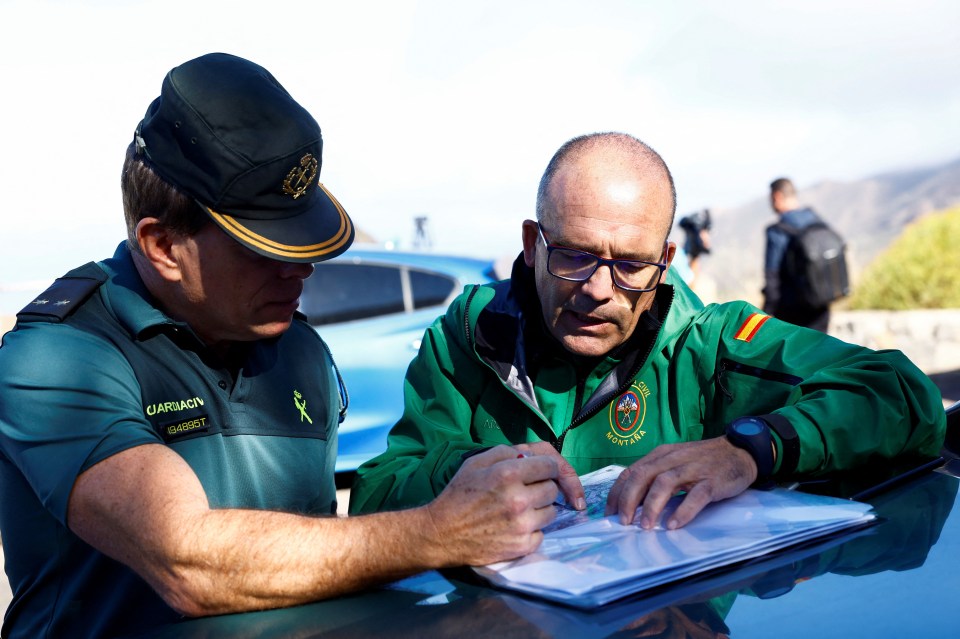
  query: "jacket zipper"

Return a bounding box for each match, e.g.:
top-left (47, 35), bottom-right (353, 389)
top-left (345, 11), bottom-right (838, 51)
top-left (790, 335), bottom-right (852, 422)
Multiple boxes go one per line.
top-left (553, 288), bottom-right (675, 453)
top-left (554, 376), bottom-right (589, 452)
top-left (463, 286), bottom-right (481, 346)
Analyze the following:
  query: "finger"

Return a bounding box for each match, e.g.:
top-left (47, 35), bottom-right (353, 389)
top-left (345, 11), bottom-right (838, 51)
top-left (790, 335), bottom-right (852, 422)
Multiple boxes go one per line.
top-left (604, 472), bottom-right (629, 517)
top-left (511, 455), bottom-right (561, 485)
top-left (513, 440), bottom-right (567, 458)
top-left (638, 472), bottom-right (683, 529)
top-left (468, 529), bottom-right (545, 566)
top-left (605, 466), bottom-right (653, 524)
top-left (467, 446), bottom-right (560, 484)
top-left (467, 444), bottom-right (528, 467)
top-left (664, 483), bottom-right (713, 530)
top-left (503, 499), bottom-right (557, 538)
top-left (517, 530), bottom-right (545, 561)
top-left (512, 441), bottom-right (546, 457)
top-left (510, 442), bottom-right (584, 507)
top-left (480, 457), bottom-right (561, 509)
top-left (456, 446), bottom-right (521, 480)
top-left (532, 502), bottom-right (558, 531)
top-left (520, 474), bottom-right (560, 510)
top-left (604, 447), bottom-right (675, 519)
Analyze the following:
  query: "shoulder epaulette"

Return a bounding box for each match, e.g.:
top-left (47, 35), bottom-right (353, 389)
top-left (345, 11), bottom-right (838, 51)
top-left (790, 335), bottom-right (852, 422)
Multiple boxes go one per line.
top-left (16, 262), bottom-right (108, 324)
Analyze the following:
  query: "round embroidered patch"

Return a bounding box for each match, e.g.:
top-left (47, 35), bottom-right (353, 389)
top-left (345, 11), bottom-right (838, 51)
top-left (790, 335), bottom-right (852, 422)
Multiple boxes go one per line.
top-left (607, 384), bottom-right (649, 445)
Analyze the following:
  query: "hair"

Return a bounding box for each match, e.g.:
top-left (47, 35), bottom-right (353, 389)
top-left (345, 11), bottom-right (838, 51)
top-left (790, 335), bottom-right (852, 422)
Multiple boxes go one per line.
top-left (770, 177), bottom-right (796, 197)
top-left (535, 132), bottom-right (677, 234)
top-left (120, 142), bottom-right (210, 249)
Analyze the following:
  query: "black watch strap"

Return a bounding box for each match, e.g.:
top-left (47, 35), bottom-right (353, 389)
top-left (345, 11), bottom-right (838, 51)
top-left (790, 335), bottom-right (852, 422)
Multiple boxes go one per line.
top-left (726, 417), bottom-right (775, 486)
top-left (758, 413), bottom-right (800, 477)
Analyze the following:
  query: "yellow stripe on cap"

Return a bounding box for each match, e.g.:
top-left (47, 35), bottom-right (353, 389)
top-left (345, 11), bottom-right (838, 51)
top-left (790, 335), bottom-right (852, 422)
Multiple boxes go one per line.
top-left (734, 312), bottom-right (771, 342)
top-left (207, 184), bottom-right (353, 259)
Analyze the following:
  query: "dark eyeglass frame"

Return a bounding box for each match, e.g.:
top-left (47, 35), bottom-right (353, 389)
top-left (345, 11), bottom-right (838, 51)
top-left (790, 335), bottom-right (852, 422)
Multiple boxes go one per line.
top-left (537, 223), bottom-right (667, 292)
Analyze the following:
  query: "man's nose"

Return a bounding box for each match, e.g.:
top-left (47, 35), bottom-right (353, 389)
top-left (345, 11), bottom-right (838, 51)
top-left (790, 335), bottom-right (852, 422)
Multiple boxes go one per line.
top-left (580, 263), bottom-right (616, 300)
top-left (278, 261), bottom-right (315, 280)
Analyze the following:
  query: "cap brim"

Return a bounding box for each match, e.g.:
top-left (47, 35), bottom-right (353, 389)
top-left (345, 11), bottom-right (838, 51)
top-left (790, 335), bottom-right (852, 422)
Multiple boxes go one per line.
top-left (205, 183), bottom-right (354, 263)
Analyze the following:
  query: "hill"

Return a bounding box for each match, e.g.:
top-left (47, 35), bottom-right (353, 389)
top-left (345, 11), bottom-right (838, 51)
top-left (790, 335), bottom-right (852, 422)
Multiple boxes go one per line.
top-left (692, 156), bottom-right (960, 303)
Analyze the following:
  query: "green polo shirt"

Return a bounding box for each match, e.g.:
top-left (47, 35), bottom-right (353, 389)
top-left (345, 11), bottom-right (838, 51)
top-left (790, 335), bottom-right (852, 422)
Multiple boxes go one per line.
top-left (0, 243), bottom-right (342, 638)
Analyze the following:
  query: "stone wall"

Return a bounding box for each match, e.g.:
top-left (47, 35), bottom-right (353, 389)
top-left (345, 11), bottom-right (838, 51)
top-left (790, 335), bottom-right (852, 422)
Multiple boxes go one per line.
top-left (829, 310), bottom-right (960, 376)
top-left (829, 309), bottom-right (960, 406)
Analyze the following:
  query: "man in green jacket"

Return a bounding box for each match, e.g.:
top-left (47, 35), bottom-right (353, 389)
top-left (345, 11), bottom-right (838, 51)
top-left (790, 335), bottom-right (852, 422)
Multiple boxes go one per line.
top-left (350, 132), bottom-right (946, 530)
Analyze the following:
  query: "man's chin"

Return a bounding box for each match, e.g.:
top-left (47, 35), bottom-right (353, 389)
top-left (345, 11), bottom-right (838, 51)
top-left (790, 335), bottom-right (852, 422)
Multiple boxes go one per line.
top-left (559, 334), bottom-right (620, 358)
top-left (247, 318), bottom-right (296, 341)
top-left (554, 315), bottom-right (623, 357)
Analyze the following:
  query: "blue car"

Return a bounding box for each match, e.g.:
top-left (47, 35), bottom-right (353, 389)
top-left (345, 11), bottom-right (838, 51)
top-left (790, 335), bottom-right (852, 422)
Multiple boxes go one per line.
top-left (108, 403), bottom-right (960, 638)
top-left (298, 247), bottom-right (501, 474)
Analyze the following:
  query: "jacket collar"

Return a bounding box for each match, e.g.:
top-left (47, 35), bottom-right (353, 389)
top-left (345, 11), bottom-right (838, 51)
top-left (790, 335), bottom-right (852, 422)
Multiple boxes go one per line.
top-left (99, 242), bottom-right (185, 339)
top-left (473, 253), bottom-right (673, 400)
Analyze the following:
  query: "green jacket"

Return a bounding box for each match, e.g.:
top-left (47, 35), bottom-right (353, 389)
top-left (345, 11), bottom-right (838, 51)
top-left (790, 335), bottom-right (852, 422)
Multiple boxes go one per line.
top-left (350, 259), bottom-right (945, 513)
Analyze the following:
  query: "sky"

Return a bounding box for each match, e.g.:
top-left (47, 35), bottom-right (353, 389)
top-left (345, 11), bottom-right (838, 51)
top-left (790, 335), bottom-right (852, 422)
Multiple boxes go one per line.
top-left (1, 0), bottom-right (958, 312)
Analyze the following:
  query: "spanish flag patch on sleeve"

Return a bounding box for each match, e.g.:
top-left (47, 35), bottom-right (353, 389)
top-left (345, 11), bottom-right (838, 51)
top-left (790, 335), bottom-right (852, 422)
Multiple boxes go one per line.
top-left (734, 312), bottom-right (771, 342)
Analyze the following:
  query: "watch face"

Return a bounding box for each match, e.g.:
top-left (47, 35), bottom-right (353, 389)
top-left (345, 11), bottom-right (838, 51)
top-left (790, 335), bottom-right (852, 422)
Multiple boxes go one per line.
top-left (735, 418), bottom-right (765, 436)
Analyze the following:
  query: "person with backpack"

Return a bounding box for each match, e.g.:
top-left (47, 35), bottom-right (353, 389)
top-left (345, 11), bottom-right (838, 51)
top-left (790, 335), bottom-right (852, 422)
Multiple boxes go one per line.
top-left (763, 178), bottom-right (849, 332)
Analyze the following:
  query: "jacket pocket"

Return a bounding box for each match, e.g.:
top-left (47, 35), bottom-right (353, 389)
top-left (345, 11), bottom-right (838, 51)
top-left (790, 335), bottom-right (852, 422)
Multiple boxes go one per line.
top-left (715, 358), bottom-right (801, 424)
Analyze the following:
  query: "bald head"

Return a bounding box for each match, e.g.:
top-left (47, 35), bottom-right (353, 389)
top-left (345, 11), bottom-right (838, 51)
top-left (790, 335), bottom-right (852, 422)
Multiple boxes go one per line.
top-left (522, 132), bottom-right (678, 357)
top-left (536, 132), bottom-right (677, 243)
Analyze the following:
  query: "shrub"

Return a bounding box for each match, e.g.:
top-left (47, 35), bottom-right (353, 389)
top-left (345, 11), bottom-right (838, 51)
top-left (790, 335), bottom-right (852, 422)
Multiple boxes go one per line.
top-left (849, 206), bottom-right (960, 309)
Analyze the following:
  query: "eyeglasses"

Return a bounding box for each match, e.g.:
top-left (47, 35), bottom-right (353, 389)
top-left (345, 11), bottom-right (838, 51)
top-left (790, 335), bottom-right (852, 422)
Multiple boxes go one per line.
top-left (537, 224), bottom-right (666, 292)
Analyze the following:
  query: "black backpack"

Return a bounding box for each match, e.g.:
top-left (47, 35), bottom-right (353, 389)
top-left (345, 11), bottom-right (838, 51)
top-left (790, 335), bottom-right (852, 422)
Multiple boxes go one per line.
top-left (777, 219), bottom-right (850, 308)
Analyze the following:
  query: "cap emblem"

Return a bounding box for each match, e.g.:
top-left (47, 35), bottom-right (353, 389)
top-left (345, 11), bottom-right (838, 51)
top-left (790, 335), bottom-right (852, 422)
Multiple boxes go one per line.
top-left (283, 154), bottom-right (319, 200)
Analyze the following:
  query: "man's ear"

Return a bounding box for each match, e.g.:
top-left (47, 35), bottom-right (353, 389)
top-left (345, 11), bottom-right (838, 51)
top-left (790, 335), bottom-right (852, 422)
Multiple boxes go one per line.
top-left (663, 241), bottom-right (677, 273)
top-left (521, 219), bottom-right (540, 268)
top-left (135, 218), bottom-right (182, 282)
top-left (664, 240), bottom-right (677, 266)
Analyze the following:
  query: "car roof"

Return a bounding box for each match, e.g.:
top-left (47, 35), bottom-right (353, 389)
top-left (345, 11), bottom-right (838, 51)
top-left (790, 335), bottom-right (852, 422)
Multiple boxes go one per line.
top-left (101, 466), bottom-right (960, 637)
top-left (326, 245), bottom-right (505, 282)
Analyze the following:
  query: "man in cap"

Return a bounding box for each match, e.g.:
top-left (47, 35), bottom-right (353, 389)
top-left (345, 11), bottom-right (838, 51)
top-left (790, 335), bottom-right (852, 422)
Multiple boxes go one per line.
top-left (0, 53), bottom-right (565, 638)
top-left (350, 132), bottom-right (945, 530)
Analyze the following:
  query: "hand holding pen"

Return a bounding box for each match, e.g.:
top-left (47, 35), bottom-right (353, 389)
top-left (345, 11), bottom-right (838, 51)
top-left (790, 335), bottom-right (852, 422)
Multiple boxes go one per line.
top-left (513, 441), bottom-right (587, 512)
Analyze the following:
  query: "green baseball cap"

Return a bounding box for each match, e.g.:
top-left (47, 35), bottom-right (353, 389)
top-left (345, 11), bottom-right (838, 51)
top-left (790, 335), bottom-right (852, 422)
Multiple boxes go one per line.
top-left (134, 52), bottom-right (354, 263)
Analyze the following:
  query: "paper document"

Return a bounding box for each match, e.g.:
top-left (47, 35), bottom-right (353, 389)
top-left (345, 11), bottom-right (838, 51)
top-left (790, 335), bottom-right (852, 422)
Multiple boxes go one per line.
top-left (475, 465), bottom-right (876, 608)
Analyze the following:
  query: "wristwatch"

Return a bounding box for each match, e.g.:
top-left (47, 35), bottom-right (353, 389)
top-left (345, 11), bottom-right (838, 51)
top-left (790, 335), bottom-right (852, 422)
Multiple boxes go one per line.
top-left (725, 416), bottom-right (776, 486)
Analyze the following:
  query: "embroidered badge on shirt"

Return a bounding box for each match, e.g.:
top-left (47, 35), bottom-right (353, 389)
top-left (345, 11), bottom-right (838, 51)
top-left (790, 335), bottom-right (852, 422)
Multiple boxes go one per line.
top-left (606, 381), bottom-right (650, 446)
top-left (294, 389), bottom-right (313, 424)
top-left (735, 313), bottom-right (771, 342)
